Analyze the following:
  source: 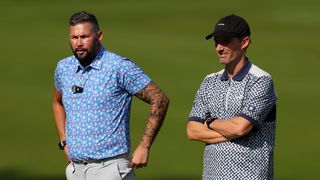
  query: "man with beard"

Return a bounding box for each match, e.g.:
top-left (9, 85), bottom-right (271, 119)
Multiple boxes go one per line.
top-left (53, 11), bottom-right (169, 180)
top-left (187, 14), bottom-right (277, 179)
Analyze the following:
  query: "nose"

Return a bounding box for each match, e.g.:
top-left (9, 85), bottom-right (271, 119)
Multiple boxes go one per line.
top-left (76, 37), bottom-right (83, 47)
top-left (215, 43), bottom-right (224, 51)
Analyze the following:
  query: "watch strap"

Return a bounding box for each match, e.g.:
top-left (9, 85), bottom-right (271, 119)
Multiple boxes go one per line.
top-left (58, 140), bottom-right (67, 150)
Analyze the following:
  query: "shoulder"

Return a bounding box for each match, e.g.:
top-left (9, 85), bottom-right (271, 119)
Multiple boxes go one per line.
top-left (206, 69), bottom-right (224, 78)
top-left (196, 69), bottom-right (224, 91)
top-left (104, 50), bottom-right (124, 61)
top-left (248, 64), bottom-right (275, 90)
top-left (203, 69), bottom-right (224, 83)
top-left (103, 50), bottom-right (135, 66)
top-left (57, 55), bottom-right (75, 66)
top-left (249, 64), bottom-right (272, 79)
top-left (55, 56), bottom-right (76, 71)
top-left (103, 50), bottom-right (131, 63)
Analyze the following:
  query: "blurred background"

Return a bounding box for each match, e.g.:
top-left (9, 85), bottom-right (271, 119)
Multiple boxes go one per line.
top-left (0, 0), bottom-right (319, 179)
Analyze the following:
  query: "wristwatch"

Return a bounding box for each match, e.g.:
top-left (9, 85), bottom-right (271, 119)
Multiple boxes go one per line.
top-left (205, 112), bottom-right (216, 130)
top-left (58, 140), bottom-right (67, 150)
top-left (206, 117), bottom-right (217, 130)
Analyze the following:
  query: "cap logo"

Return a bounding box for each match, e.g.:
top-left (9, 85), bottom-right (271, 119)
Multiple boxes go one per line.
top-left (205, 15), bottom-right (250, 40)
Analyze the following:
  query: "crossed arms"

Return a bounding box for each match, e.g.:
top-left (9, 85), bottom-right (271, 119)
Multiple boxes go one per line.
top-left (187, 116), bottom-right (253, 144)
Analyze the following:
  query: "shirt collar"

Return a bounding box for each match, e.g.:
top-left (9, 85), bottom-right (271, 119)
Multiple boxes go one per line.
top-left (75, 47), bottom-right (105, 73)
top-left (220, 58), bottom-right (252, 81)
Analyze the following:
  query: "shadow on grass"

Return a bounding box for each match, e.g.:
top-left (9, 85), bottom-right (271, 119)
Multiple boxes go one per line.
top-left (0, 169), bottom-right (200, 180)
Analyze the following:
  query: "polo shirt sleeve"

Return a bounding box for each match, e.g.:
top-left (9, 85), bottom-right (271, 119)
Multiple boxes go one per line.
top-left (188, 77), bottom-right (209, 123)
top-left (54, 63), bottom-right (63, 92)
top-left (239, 76), bottom-right (277, 128)
top-left (118, 59), bottom-right (152, 95)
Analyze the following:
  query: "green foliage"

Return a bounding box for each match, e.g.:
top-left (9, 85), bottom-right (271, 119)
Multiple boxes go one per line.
top-left (0, 0), bottom-right (319, 179)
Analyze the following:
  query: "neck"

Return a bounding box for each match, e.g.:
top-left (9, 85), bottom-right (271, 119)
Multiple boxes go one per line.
top-left (225, 56), bottom-right (247, 78)
top-left (80, 58), bottom-right (94, 68)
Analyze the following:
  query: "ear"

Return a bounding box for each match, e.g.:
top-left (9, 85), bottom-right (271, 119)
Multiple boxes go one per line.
top-left (98, 31), bottom-right (103, 42)
top-left (241, 36), bottom-right (250, 50)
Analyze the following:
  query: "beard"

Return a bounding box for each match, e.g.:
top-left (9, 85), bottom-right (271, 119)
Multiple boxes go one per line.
top-left (71, 39), bottom-right (101, 67)
top-left (72, 43), bottom-right (102, 67)
top-left (73, 48), bottom-right (96, 64)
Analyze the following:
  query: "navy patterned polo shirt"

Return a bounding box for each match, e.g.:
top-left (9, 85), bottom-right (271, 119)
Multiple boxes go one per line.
top-left (189, 60), bottom-right (277, 180)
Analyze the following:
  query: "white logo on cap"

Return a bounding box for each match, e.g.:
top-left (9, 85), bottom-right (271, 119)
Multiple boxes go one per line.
top-left (217, 23), bottom-right (225, 26)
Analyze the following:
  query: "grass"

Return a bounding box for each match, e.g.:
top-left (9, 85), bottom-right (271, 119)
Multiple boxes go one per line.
top-left (0, 0), bottom-right (319, 179)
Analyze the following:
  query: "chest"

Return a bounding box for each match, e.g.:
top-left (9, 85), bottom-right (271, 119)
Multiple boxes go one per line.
top-left (206, 79), bottom-right (250, 119)
top-left (59, 68), bottom-right (124, 109)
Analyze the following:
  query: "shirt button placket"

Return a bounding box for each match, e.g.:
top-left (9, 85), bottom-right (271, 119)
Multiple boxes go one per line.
top-left (81, 71), bottom-right (88, 87)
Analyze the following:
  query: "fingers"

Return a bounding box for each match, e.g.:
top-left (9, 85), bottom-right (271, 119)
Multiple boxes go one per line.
top-left (130, 145), bottom-right (150, 169)
top-left (130, 161), bottom-right (147, 169)
top-left (130, 156), bottom-right (148, 169)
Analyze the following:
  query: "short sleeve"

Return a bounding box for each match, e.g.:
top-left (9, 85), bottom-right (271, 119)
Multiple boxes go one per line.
top-left (188, 77), bottom-right (210, 123)
top-left (118, 59), bottom-right (152, 95)
top-left (54, 63), bottom-right (62, 92)
top-left (239, 76), bottom-right (277, 128)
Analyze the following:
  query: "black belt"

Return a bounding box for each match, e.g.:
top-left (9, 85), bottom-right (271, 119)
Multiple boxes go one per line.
top-left (72, 158), bottom-right (108, 165)
top-left (72, 153), bottom-right (128, 165)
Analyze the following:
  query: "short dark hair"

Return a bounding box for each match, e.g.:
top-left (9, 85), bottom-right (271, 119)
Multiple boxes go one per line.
top-left (69, 11), bottom-right (100, 32)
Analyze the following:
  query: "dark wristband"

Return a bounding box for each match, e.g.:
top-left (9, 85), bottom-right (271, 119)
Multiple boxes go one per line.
top-left (58, 140), bottom-right (67, 150)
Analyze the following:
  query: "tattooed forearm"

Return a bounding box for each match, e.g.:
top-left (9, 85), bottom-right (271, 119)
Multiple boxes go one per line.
top-left (140, 122), bottom-right (157, 148)
top-left (149, 110), bottom-right (164, 120)
top-left (135, 82), bottom-right (169, 148)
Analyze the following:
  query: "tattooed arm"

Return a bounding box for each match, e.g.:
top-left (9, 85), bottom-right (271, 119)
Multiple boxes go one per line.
top-left (130, 82), bottom-right (169, 168)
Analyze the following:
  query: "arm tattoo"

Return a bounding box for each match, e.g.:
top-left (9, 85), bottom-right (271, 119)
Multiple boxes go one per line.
top-left (135, 82), bottom-right (169, 148)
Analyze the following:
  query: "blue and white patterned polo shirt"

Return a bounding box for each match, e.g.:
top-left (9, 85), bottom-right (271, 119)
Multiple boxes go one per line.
top-left (54, 47), bottom-right (151, 161)
top-left (189, 59), bottom-right (277, 180)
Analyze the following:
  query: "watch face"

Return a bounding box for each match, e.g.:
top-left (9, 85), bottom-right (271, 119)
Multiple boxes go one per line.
top-left (58, 141), bottom-right (66, 150)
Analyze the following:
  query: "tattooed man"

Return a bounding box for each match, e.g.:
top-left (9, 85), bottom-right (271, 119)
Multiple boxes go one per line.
top-left (53, 11), bottom-right (169, 180)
